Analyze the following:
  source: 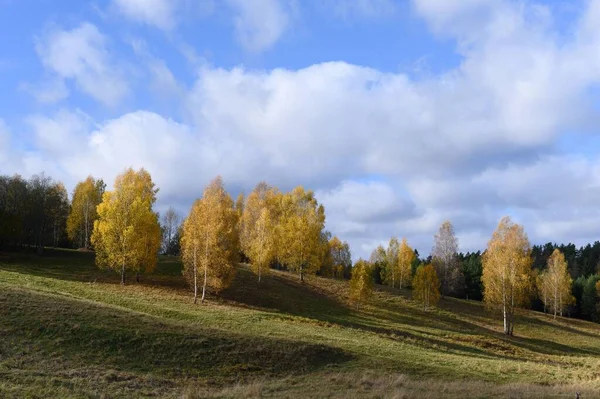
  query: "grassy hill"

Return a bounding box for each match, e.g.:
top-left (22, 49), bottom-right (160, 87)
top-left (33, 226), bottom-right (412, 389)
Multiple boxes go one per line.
top-left (1, 249), bottom-right (600, 398)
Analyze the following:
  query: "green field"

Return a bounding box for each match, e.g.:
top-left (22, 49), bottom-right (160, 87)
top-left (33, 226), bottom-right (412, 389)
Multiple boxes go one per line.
top-left (1, 249), bottom-right (599, 398)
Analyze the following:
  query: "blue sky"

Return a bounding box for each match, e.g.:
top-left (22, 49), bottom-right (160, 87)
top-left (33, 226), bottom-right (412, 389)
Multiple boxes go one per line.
top-left (1, 0), bottom-right (600, 258)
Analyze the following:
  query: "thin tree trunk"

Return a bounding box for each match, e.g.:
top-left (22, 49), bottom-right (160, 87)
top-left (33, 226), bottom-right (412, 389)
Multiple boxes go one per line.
top-left (121, 260), bottom-right (125, 285)
top-left (193, 244), bottom-right (198, 304)
top-left (201, 232), bottom-right (208, 303)
top-left (258, 265), bottom-right (261, 284)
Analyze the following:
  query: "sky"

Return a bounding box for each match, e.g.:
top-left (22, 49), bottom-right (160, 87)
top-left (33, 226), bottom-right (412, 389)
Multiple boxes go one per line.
top-left (1, 0), bottom-right (600, 259)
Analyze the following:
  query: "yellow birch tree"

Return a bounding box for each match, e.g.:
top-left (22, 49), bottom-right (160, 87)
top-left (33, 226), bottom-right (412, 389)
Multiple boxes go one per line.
top-left (67, 176), bottom-right (105, 248)
top-left (180, 176), bottom-right (239, 303)
top-left (277, 187), bottom-right (325, 282)
top-left (91, 168), bottom-right (161, 285)
top-left (398, 237), bottom-right (415, 289)
top-left (537, 249), bottom-right (573, 319)
top-left (248, 207), bottom-right (276, 283)
top-left (349, 259), bottom-right (373, 308)
top-left (482, 216), bottom-right (533, 335)
top-left (412, 264), bottom-right (440, 310)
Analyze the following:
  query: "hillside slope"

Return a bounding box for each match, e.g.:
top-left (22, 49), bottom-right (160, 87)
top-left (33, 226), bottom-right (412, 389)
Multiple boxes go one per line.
top-left (1, 249), bottom-right (599, 398)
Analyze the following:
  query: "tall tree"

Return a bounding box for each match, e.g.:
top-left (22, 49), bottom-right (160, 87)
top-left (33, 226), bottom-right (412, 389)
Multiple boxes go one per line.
top-left (413, 264), bottom-right (441, 310)
top-left (581, 275), bottom-right (600, 321)
top-left (349, 259), bottom-right (373, 308)
top-left (370, 244), bottom-right (387, 285)
top-left (180, 177), bottom-right (239, 303)
top-left (383, 237), bottom-right (400, 288)
top-left (537, 249), bottom-right (573, 319)
top-left (91, 168), bottom-right (161, 285)
top-left (161, 206), bottom-right (181, 255)
top-left (277, 187), bottom-right (325, 282)
top-left (397, 237), bottom-right (415, 289)
top-left (67, 176), bottom-right (105, 248)
top-left (330, 236), bottom-right (352, 279)
top-left (432, 220), bottom-right (461, 297)
top-left (47, 182), bottom-right (69, 247)
top-left (482, 216), bottom-right (533, 335)
top-left (240, 182), bottom-right (274, 258)
top-left (248, 207), bottom-right (275, 283)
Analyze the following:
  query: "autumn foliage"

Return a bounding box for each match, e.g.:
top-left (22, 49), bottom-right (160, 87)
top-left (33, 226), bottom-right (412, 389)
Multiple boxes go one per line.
top-left (412, 264), bottom-right (440, 310)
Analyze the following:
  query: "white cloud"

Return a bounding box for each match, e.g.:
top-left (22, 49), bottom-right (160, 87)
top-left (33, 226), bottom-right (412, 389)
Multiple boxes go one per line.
top-left (226, 0), bottom-right (291, 52)
top-left (35, 22), bottom-right (128, 106)
top-left (7, 0), bottom-right (600, 258)
top-left (112, 0), bottom-right (176, 30)
top-left (20, 78), bottom-right (69, 104)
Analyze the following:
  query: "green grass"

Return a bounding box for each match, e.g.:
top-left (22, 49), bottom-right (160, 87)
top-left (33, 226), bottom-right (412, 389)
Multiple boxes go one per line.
top-left (1, 249), bottom-right (600, 398)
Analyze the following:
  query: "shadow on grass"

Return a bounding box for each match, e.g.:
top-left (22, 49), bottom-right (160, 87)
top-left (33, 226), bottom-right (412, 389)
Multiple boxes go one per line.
top-left (0, 286), bottom-right (352, 384)
top-left (0, 248), bottom-right (187, 289)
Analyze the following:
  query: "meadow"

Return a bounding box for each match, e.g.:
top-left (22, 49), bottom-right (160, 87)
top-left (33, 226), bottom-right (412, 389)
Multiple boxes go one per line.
top-left (1, 249), bottom-right (599, 398)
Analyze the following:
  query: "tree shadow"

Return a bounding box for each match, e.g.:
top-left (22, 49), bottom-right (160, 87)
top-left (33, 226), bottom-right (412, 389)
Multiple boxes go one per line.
top-left (1, 286), bottom-right (353, 383)
top-left (0, 248), bottom-right (187, 289)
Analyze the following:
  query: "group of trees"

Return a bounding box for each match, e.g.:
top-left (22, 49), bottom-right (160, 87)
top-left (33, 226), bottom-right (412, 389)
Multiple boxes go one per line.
top-left (6, 169), bottom-right (600, 335)
top-left (0, 173), bottom-right (70, 251)
top-left (180, 178), bottom-right (352, 302)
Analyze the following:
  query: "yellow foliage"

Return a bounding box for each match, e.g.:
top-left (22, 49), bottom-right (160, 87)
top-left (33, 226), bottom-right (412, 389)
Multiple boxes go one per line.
top-left (537, 249), bottom-right (574, 318)
top-left (412, 264), bottom-right (440, 310)
top-left (91, 168), bottom-right (161, 284)
top-left (180, 176), bottom-right (239, 303)
top-left (482, 216), bottom-right (533, 335)
top-left (276, 187), bottom-right (325, 282)
top-left (397, 237), bottom-right (415, 289)
top-left (349, 259), bottom-right (373, 308)
top-left (67, 176), bottom-right (104, 248)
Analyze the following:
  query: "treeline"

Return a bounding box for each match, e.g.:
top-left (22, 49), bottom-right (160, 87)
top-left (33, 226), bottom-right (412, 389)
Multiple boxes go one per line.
top-left (0, 174), bottom-right (70, 251)
top-left (5, 170), bottom-right (600, 333)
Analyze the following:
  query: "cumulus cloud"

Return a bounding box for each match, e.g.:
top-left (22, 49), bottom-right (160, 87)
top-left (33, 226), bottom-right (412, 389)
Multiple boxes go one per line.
top-left (7, 0), bottom-right (600, 258)
top-left (225, 0), bottom-right (291, 52)
top-left (112, 0), bottom-right (176, 30)
top-left (35, 22), bottom-right (128, 106)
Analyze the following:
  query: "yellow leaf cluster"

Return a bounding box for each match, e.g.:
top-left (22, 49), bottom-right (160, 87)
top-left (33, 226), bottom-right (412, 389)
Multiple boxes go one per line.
top-left (482, 216), bottom-right (532, 335)
top-left (181, 177), bottom-right (239, 302)
top-left (537, 249), bottom-right (574, 318)
top-left (349, 259), bottom-right (373, 308)
top-left (91, 168), bottom-right (161, 284)
top-left (412, 264), bottom-right (440, 310)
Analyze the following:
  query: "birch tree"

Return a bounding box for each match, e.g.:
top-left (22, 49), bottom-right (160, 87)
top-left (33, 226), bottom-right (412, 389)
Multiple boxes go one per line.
top-left (67, 176), bottom-right (105, 248)
top-left (180, 176), bottom-right (239, 303)
top-left (384, 237), bottom-right (400, 288)
top-left (161, 206), bottom-right (181, 255)
top-left (248, 207), bottom-right (275, 283)
top-left (277, 187), bottom-right (325, 282)
top-left (398, 237), bottom-right (415, 289)
top-left (91, 168), bottom-right (161, 285)
top-left (482, 216), bottom-right (533, 335)
top-left (432, 220), bottom-right (461, 297)
top-left (349, 259), bottom-right (373, 308)
top-left (537, 249), bottom-right (573, 319)
top-left (413, 264), bottom-right (440, 310)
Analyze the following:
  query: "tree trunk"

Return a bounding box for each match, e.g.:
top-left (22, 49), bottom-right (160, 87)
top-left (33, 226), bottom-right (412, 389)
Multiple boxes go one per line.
top-left (300, 265), bottom-right (304, 282)
top-left (121, 261), bottom-right (125, 285)
top-left (258, 265), bottom-right (261, 284)
top-left (201, 233), bottom-right (208, 303)
top-left (503, 305), bottom-right (509, 335)
top-left (136, 272), bottom-right (140, 283)
top-left (193, 247), bottom-right (198, 304)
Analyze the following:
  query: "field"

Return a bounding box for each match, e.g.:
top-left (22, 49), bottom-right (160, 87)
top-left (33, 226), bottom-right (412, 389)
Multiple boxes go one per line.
top-left (1, 249), bottom-right (600, 398)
